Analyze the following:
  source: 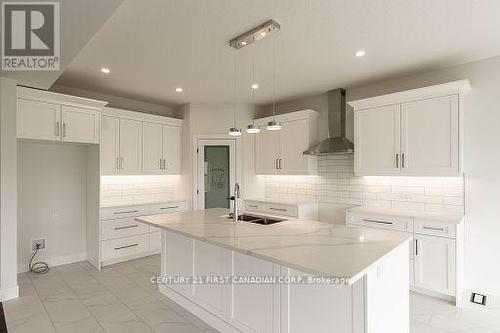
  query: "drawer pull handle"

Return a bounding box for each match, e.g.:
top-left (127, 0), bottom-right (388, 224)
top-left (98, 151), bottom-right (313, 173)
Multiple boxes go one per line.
top-left (113, 210), bottom-right (139, 215)
top-left (114, 224), bottom-right (138, 230)
top-left (248, 205), bottom-right (258, 208)
top-left (269, 207), bottom-right (287, 212)
top-left (363, 219), bottom-right (394, 225)
top-left (160, 206), bottom-right (179, 210)
top-left (114, 243), bottom-right (138, 250)
top-left (422, 226), bottom-right (445, 232)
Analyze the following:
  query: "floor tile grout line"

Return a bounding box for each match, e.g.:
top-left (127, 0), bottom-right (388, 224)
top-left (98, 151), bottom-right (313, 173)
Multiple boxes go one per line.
top-left (24, 270), bottom-right (61, 332)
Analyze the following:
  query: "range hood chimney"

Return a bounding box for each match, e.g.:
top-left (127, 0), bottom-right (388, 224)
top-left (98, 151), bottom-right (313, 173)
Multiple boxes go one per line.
top-left (303, 88), bottom-right (354, 155)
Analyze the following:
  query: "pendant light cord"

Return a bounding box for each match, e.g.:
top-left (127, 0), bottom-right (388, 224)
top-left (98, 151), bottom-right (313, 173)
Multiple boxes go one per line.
top-left (233, 49), bottom-right (237, 128)
top-left (272, 33), bottom-right (277, 121)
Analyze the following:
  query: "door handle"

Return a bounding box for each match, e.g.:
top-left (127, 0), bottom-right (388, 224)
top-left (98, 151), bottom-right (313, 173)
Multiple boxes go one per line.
top-left (159, 206), bottom-right (180, 210)
top-left (113, 210), bottom-right (138, 215)
top-left (160, 158), bottom-right (163, 170)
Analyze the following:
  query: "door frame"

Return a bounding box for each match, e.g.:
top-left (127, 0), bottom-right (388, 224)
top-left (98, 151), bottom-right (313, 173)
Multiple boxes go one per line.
top-left (193, 135), bottom-right (239, 210)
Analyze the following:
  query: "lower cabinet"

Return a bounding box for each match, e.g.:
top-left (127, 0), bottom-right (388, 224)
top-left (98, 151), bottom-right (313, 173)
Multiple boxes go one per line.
top-left (165, 232), bottom-right (193, 297)
top-left (414, 234), bottom-right (456, 296)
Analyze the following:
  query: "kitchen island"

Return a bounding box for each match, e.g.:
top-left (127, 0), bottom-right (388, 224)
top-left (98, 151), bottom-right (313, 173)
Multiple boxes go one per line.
top-left (136, 208), bottom-right (412, 333)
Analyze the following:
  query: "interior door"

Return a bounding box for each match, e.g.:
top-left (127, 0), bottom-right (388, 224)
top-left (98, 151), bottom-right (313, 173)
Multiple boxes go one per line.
top-left (17, 99), bottom-right (61, 141)
top-left (100, 116), bottom-right (120, 175)
top-left (142, 122), bottom-right (163, 174)
top-left (163, 125), bottom-right (181, 174)
top-left (279, 119), bottom-right (309, 174)
top-left (119, 118), bottom-right (142, 174)
top-left (414, 234), bottom-right (455, 295)
top-left (355, 104), bottom-right (401, 175)
top-left (255, 126), bottom-right (279, 175)
top-left (401, 95), bottom-right (459, 175)
top-left (61, 106), bottom-right (99, 144)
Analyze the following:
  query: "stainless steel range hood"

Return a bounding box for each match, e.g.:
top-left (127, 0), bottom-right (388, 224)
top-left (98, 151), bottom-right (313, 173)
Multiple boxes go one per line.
top-left (303, 88), bottom-right (354, 155)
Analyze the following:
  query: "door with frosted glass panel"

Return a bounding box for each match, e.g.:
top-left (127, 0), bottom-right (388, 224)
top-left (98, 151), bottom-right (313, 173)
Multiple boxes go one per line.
top-left (204, 146), bottom-right (230, 209)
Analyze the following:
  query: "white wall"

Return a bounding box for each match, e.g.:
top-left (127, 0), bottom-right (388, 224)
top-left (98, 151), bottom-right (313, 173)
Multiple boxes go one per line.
top-left (17, 142), bottom-right (87, 272)
top-left (0, 78), bottom-right (18, 301)
top-left (177, 103), bottom-right (265, 207)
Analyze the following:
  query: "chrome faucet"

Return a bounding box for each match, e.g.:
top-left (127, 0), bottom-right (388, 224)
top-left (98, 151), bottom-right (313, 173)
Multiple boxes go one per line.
top-left (228, 183), bottom-right (240, 222)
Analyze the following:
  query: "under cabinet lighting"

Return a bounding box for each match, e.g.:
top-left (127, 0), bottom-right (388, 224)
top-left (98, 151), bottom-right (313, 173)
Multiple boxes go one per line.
top-left (175, 87), bottom-right (183, 92)
top-left (251, 83), bottom-right (259, 89)
top-left (100, 67), bottom-right (110, 74)
top-left (354, 49), bottom-right (366, 57)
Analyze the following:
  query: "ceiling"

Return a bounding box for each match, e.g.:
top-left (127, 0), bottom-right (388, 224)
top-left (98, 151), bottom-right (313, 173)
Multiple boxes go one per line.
top-left (1, 0), bottom-right (123, 89)
top-left (54, 0), bottom-right (500, 107)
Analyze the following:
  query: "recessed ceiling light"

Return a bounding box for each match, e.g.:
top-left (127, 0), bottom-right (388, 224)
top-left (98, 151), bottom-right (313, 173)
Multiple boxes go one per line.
top-left (241, 41), bottom-right (247, 46)
top-left (251, 83), bottom-right (259, 89)
top-left (175, 88), bottom-right (183, 92)
top-left (260, 31), bottom-right (266, 37)
top-left (100, 67), bottom-right (110, 74)
top-left (354, 49), bottom-right (366, 57)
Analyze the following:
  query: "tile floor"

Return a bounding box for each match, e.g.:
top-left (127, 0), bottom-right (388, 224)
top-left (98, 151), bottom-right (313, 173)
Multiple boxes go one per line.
top-left (4, 254), bottom-right (500, 332)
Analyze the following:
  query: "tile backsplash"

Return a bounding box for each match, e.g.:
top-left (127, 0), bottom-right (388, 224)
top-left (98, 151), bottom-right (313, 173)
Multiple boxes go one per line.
top-left (100, 175), bottom-right (180, 207)
top-left (264, 155), bottom-right (464, 214)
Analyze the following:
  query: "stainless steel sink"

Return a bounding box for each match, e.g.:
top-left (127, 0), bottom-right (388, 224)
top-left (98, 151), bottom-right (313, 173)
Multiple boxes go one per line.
top-left (228, 213), bottom-right (285, 225)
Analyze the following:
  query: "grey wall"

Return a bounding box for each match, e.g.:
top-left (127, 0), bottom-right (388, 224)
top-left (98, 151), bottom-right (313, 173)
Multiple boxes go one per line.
top-left (50, 84), bottom-right (178, 118)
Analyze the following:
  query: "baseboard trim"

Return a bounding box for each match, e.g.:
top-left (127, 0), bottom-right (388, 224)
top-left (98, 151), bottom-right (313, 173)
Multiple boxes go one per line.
top-left (0, 286), bottom-right (18, 302)
top-left (17, 252), bottom-right (88, 273)
top-left (159, 285), bottom-right (240, 333)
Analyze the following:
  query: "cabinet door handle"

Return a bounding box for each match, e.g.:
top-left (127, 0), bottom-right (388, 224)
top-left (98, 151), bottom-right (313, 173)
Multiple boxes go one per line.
top-left (279, 159), bottom-right (282, 169)
top-left (113, 210), bottom-right (138, 215)
top-left (120, 157), bottom-right (124, 170)
top-left (114, 224), bottom-right (138, 230)
top-left (363, 219), bottom-right (394, 225)
top-left (395, 153), bottom-right (399, 168)
top-left (275, 159), bottom-right (278, 170)
top-left (415, 239), bottom-right (419, 256)
top-left (159, 206), bottom-right (179, 210)
top-left (248, 205), bottom-right (258, 208)
top-left (402, 153), bottom-right (405, 168)
top-left (159, 158), bottom-right (163, 170)
top-left (114, 243), bottom-right (138, 250)
top-left (62, 123), bottom-right (67, 137)
top-left (422, 226), bottom-right (445, 232)
top-left (56, 122), bottom-right (60, 137)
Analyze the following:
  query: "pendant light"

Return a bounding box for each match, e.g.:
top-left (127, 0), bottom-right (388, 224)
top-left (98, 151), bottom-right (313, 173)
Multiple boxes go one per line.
top-left (229, 49), bottom-right (242, 136)
top-left (247, 42), bottom-right (261, 134)
top-left (267, 33), bottom-right (281, 131)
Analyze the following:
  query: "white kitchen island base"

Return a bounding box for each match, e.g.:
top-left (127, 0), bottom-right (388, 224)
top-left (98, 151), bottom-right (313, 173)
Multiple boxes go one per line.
top-left (158, 229), bottom-right (409, 333)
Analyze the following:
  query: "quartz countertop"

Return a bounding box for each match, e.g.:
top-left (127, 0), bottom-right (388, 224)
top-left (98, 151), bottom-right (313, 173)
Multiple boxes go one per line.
top-left (136, 208), bottom-right (411, 285)
top-left (347, 206), bottom-right (464, 224)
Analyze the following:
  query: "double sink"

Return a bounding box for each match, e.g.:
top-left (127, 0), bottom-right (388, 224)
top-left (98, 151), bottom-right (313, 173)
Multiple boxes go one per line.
top-left (228, 213), bottom-right (285, 225)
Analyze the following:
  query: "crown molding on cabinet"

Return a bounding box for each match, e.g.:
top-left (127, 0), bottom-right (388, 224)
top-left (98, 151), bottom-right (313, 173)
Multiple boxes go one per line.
top-left (17, 86), bottom-right (108, 110)
top-left (348, 79), bottom-right (471, 111)
top-left (103, 106), bottom-right (183, 127)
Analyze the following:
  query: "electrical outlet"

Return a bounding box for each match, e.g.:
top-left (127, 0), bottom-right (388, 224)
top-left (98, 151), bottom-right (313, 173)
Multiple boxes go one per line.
top-left (32, 238), bottom-right (46, 251)
top-left (470, 292), bottom-right (487, 306)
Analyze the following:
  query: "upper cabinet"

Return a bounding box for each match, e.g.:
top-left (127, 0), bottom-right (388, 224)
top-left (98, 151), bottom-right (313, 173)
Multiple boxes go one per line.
top-left (349, 80), bottom-right (470, 176)
top-left (101, 107), bottom-right (183, 175)
top-left (254, 110), bottom-right (319, 175)
top-left (17, 87), bottom-right (106, 144)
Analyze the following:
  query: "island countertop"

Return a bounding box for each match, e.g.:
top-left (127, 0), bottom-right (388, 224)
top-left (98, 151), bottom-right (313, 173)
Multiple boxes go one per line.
top-left (136, 208), bottom-right (411, 285)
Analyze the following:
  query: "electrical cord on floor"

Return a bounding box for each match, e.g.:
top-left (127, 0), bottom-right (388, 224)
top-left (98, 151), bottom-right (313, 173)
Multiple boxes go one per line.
top-left (28, 245), bottom-right (49, 274)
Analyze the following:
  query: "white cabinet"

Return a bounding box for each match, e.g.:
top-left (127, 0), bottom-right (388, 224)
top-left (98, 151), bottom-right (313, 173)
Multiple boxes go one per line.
top-left (100, 116), bottom-right (120, 175)
top-left (143, 122), bottom-right (163, 174)
top-left (17, 99), bottom-right (61, 141)
top-left (119, 118), bottom-right (142, 174)
top-left (414, 234), bottom-right (456, 296)
top-left (354, 104), bottom-right (401, 175)
top-left (17, 88), bottom-right (105, 144)
top-left (102, 107), bottom-right (183, 175)
top-left (401, 95), bottom-right (459, 175)
top-left (61, 106), bottom-right (100, 144)
top-left (255, 110), bottom-right (319, 175)
top-left (349, 80), bottom-right (470, 176)
top-left (165, 231), bottom-right (193, 296)
top-left (243, 199), bottom-right (319, 220)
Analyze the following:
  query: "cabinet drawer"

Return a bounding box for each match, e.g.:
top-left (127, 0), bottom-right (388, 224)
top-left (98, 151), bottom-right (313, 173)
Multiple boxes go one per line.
top-left (101, 205), bottom-right (148, 220)
top-left (244, 200), bottom-right (262, 212)
top-left (348, 213), bottom-right (413, 232)
top-left (101, 217), bottom-right (149, 240)
top-left (149, 232), bottom-right (161, 253)
top-left (414, 219), bottom-right (456, 239)
top-left (148, 201), bottom-right (188, 215)
top-left (263, 203), bottom-right (298, 217)
top-left (101, 234), bottom-right (149, 262)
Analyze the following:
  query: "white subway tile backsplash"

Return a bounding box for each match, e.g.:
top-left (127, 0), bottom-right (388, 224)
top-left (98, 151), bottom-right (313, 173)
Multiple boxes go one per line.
top-left (264, 156), bottom-right (464, 214)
